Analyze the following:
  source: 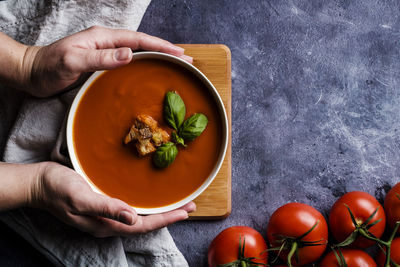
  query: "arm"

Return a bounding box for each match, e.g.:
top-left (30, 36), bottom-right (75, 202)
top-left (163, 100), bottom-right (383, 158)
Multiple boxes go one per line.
top-left (0, 162), bottom-right (40, 211)
top-left (0, 32), bottom-right (31, 89)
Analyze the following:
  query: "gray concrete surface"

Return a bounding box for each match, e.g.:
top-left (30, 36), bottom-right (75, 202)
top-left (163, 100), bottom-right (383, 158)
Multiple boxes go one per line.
top-left (139, 0), bottom-right (400, 265)
top-left (1, 0), bottom-right (400, 266)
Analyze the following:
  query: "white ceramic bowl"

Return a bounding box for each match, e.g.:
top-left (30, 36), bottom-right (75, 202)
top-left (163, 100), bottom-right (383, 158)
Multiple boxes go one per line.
top-left (67, 51), bottom-right (229, 214)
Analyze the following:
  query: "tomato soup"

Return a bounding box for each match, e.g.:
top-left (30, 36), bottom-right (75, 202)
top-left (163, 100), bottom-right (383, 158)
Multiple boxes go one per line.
top-left (73, 58), bottom-right (222, 208)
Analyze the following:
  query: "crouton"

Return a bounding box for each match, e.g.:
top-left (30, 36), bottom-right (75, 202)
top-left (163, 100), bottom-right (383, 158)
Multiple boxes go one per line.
top-left (124, 115), bottom-right (170, 156)
top-left (135, 139), bottom-right (156, 156)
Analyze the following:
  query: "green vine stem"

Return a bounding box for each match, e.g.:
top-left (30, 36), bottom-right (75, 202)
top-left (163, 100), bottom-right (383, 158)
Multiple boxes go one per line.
top-left (218, 236), bottom-right (267, 267)
top-left (287, 242), bottom-right (298, 267)
top-left (267, 221), bottom-right (326, 266)
top-left (358, 221), bottom-right (400, 267)
top-left (333, 204), bottom-right (400, 267)
top-left (332, 247), bottom-right (348, 267)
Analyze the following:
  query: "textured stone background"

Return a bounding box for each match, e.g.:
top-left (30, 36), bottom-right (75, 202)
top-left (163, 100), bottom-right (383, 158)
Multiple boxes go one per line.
top-left (1, 0), bottom-right (400, 266)
top-left (140, 0), bottom-right (400, 265)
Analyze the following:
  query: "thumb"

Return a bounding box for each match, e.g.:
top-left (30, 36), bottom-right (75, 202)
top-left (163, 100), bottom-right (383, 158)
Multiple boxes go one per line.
top-left (75, 47), bottom-right (132, 72)
top-left (72, 192), bottom-right (137, 225)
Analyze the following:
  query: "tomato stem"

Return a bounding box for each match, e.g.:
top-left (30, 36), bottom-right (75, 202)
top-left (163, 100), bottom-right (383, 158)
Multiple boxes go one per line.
top-left (385, 221), bottom-right (400, 267)
top-left (389, 221), bottom-right (400, 243)
top-left (268, 221), bottom-right (326, 266)
top-left (335, 205), bottom-right (400, 267)
top-left (286, 242), bottom-right (298, 267)
top-left (386, 246), bottom-right (391, 267)
top-left (334, 207), bottom-right (400, 267)
top-left (335, 205), bottom-right (385, 248)
top-left (358, 221), bottom-right (400, 267)
top-left (218, 236), bottom-right (267, 267)
top-left (331, 247), bottom-right (349, 267)
top-left (358, 228), bottom-right (387, 246)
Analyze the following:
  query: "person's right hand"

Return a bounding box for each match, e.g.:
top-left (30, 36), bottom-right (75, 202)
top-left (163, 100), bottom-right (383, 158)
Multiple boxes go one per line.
top-left (31, 162), bottom-right (196, 237)
top-left (20, 26), bottom-right (192, 97)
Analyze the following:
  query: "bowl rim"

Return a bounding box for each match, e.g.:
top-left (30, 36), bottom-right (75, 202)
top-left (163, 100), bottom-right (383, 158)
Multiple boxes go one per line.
top-left (66, 51), bottom-right (229, 214)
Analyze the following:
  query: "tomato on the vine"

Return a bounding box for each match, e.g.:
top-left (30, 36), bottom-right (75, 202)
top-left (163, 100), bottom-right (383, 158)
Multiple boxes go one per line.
top-left (376, 237), bottom-right (400, 267)
top-left (319, 249), bottom-right (377, 267)
top-left (384, 182), bottom-right (400, 233)
top-left (266, 203), bottom-right (328, 266)
top-left (329, 191), bottom-right (386, 248)
top-left (208, 226), bottom-right (268, 267)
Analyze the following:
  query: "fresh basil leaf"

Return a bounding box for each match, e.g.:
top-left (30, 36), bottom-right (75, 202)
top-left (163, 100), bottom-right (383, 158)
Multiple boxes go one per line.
top-left (179, 113), bottom-right (208, 141)
top-left (172, 131), bottom-right (186, 147)
top-left (153, 142), bottom-right (178, 168)
top-left (164, 91), bottom-right (186, 130)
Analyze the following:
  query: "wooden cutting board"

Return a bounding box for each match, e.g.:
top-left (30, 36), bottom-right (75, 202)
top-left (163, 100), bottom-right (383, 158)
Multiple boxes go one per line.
top-left (177, 44), bottom-right (232, 220)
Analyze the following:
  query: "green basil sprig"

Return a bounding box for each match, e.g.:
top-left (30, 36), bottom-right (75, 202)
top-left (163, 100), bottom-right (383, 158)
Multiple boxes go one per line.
top-left (163, 91), bottom-right (186, 130)
top-left (172, 132), bottom-right (186, 147)
top-left (153, 142), bottom-right (178, 168)
top-left (179, 113), bottom-right (208, 141)
top-left (154, 91), bottom-right (208, 168)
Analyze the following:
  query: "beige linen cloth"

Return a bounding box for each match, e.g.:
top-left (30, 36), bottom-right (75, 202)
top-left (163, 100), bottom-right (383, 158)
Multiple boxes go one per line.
top-left (0, 0), bottom-right (188, 266)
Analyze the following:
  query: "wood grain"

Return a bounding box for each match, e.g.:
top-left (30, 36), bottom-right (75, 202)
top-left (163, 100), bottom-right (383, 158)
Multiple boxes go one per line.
top-left (177, 44), bottom-right (232, 219)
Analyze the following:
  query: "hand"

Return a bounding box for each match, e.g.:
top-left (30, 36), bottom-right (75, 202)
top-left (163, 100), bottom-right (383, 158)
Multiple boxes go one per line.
top-left (21, 26), bottom-right (192, 97)
top-left (31, 162), bottom-right (196, 237)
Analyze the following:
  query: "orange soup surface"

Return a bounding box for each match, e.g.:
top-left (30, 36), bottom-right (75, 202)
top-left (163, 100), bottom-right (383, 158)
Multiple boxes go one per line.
top-left (73, 58), bottom-right (222, 208)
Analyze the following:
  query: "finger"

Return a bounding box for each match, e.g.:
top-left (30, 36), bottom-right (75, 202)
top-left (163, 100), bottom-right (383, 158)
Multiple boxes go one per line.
top-left (67, 209), bottom-right (186, 237)
top-left (178, 201), bottom-right (196, 213)
top-left (70, 46), bottom-right (193, 73)
top-left (126, 202), bottom-right (196, 234)
top-left (110, 203), bottom-right (196, 234)
top-left (179, 54), bottom-right (193, 64)
top-left (82, 26), bottom-right (185, 57)
top-left (68, 205), bottom-right (193, 237)
top-left (130, 209), bottom-right (189, 233)
top-left (68, 47), bottom-right (132, 72)
top-left (66, 213), bottom-right (124, 238)
top-left (70, 191), bottom-right (137, 226)
top-left (133, 31), bottom-right (185, 57)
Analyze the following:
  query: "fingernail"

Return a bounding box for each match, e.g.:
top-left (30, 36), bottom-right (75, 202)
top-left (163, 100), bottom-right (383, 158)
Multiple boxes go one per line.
top-left (173, 46), bottom-right (185, 54)
top-left (187, 202), bottom-right (196, 212)
top-left (115, 48), bottom-right (132, 61)
top-left (180, 55), bottom-right (193, 64)
top-left (119, 211), bottom-right (134, 225)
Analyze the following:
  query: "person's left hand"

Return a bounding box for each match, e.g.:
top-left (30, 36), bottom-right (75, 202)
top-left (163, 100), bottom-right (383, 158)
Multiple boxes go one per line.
top-left (21, 26), bottom-right (192, 97)
top-left (30, 162), bottom-right (196, 237)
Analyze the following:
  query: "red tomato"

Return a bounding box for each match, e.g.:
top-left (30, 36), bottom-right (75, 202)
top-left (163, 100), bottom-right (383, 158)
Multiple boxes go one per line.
top-left (319, 249), bottom-right (377, 267)
top-left (376, 237), bottom-right (400, 267)
top-left (267, 203), bottom-right (328, 265)
top-left (208, 226), bottom-right (268, 267)
top-left (329, 191), bottom-right (386, 248)
top-left (384, 182), bottom-right (400, 233)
